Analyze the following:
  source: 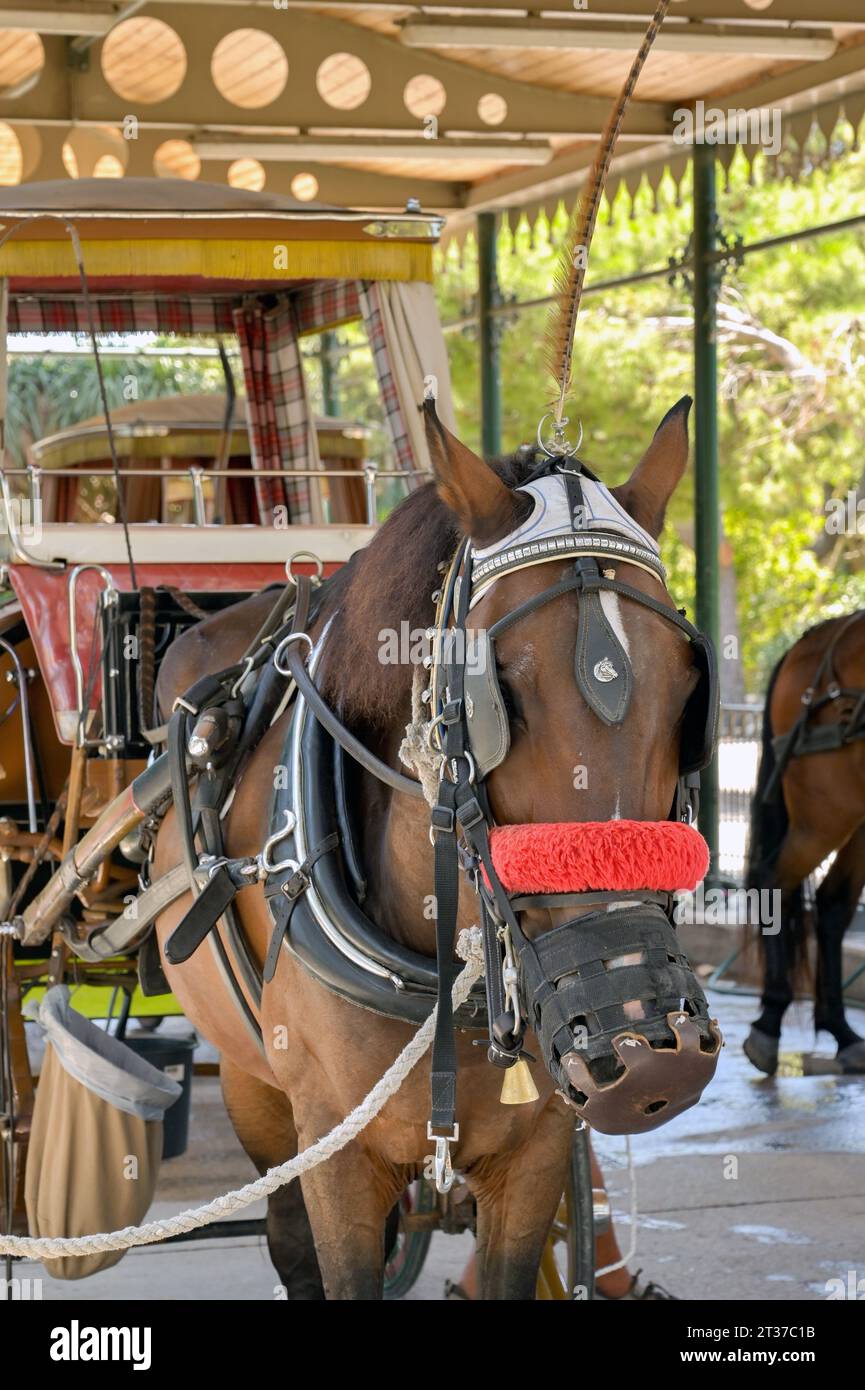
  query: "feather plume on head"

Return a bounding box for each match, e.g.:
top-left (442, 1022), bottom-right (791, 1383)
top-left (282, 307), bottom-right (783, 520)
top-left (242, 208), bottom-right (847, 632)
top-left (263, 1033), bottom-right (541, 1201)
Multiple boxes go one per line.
top-left (544, 0), bottom-right (671, 434)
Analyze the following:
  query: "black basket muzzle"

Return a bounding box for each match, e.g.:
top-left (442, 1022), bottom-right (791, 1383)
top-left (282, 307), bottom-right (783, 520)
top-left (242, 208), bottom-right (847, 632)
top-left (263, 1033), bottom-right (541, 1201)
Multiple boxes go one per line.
top-left (517, 902), bottom-right (722, 1134)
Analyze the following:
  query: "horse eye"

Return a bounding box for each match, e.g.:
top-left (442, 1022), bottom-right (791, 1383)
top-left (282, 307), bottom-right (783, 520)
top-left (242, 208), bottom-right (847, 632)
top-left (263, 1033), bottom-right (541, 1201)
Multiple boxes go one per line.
top-left (497, 671), bottom-right (525, 728)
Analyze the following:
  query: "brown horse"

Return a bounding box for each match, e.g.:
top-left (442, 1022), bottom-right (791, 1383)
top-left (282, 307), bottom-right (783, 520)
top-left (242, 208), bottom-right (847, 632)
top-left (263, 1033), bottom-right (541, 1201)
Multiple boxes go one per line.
top-left (745, 612), bottom-right (865, 1075)
top-left (152, 401), bottom-right (706, 1299)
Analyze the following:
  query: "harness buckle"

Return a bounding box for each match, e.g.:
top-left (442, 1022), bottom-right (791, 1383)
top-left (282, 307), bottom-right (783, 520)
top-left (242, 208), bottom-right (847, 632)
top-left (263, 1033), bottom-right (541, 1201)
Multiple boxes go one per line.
top-left (194, 853), bottom-right (228, 885)
top-left (281, 866), bottom-right (310, 903)
top-left (430, 804), bottom-right (455, 838)
top-left (426, 1121), bottom-right (459, 1194)
top-left (441, 699), bottom-right (462, 725)
top-left (456, 796), bottom-right (484, 831)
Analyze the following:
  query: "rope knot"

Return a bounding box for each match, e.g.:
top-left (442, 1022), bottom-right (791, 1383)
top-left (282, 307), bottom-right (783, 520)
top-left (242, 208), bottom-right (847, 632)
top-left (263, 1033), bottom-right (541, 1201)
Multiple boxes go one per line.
top-left (456, 925), bottom-right (485, 970)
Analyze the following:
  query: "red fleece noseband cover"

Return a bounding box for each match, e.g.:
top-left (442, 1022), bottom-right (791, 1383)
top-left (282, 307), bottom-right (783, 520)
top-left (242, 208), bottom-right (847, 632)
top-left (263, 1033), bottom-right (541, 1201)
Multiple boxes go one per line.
top-left (487, 820), bottom-right (709, 896)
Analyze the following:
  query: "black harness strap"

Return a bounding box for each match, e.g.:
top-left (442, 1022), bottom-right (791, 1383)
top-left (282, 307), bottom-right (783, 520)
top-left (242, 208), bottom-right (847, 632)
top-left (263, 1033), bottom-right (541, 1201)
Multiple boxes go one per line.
top-left (487, 570), bottom-right (701, 646)
top-left (164, 858), bottom-right (256, 965)
top-left (428, 551), bottom-right (479, 1137)
top-left (283, 638), bottom-right (424, 800)
top-left (763, 612), bottom-right (865, 804)
top-left (166, 706), bottom-right (262, 1043)
top-left (262, 831), bottom-right (340, 983)
top-left (162, 576), bottom-right (326, 982)
top-left (429, 778), bottom-right (461, 1133)
top-left (165, 664), bottom-right (263, 1041)
top-left (192, 578), bottom-right (320, 1003)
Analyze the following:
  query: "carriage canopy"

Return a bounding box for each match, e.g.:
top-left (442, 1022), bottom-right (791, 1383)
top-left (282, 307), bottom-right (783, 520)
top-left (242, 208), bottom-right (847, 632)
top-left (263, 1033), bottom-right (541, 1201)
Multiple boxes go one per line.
top-left (0, 177), bottom-right (455, 530)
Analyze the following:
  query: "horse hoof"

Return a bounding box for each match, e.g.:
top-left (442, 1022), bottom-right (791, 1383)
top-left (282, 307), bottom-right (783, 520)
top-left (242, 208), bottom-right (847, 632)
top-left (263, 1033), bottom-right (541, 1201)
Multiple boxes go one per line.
top-left (837, 1040), bottom-right (865, 1073)
top-left (743, 1026), bottom-right (779, 1076)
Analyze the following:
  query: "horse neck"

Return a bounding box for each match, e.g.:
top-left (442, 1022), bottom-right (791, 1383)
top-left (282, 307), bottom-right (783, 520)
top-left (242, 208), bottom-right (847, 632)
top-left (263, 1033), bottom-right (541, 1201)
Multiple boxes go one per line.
top-left (353, 722), bottom-right (441, 956)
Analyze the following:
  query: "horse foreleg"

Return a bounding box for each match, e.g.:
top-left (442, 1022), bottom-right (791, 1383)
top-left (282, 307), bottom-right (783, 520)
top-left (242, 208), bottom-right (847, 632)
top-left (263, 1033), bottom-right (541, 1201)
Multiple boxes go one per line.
top-left (220, 1056), bottom-right (324, 1300)
top-left (468, 1100), bottom-right (574, 1301)
top-left (815, 823), bottom-right (865, 1064)
top-left (297, 1140), bottom-right (404, 1300)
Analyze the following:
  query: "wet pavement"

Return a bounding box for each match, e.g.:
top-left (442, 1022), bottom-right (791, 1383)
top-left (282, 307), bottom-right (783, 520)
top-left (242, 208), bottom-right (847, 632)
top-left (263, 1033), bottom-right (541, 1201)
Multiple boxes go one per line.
top-left (591, 989), bottom-right (865, 1168)
top-left (583, 990), bottom-right (865, 1302)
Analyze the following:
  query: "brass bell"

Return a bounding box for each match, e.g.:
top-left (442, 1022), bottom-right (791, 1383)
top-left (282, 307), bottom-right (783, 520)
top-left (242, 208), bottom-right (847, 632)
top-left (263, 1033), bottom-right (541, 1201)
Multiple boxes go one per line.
top-left (500, 1057), bottom-right (540, 1105)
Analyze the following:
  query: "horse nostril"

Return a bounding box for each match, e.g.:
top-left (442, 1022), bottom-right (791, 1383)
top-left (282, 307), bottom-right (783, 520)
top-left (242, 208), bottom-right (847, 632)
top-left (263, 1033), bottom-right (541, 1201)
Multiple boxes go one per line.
top-left (643, 1099), bottom-right (668, 1115)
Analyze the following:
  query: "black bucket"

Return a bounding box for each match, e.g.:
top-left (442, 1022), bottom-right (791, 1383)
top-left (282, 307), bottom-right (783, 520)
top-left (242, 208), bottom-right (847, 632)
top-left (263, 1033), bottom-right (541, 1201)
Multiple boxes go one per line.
top-left (124, 1033), bottom-right (196, 1160)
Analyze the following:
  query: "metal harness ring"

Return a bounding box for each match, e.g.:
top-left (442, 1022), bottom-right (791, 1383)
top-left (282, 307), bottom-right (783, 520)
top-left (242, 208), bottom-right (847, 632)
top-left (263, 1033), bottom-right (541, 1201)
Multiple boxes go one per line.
top-left (273, 631), bottom-right (314, 677)
top-left (536, 412), bottom-right (584, 459)
top-left (287, 551), bottom-right (324, 583)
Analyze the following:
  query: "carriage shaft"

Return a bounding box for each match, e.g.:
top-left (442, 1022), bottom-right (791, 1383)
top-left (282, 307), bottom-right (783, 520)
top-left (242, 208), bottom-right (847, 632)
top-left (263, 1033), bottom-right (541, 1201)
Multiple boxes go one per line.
top-left (18, 757), bottom-right (172, 947)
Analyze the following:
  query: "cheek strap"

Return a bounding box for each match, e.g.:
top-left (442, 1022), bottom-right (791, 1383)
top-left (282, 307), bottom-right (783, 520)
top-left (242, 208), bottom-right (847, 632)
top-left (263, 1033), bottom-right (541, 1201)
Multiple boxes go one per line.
top-left (487, 819), bottom-right (709, 896)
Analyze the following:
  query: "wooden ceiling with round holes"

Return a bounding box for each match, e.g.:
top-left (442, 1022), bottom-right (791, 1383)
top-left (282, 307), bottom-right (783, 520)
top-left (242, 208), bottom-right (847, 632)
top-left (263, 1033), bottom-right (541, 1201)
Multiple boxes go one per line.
top-left (0, 0), bottom-right (862, 228)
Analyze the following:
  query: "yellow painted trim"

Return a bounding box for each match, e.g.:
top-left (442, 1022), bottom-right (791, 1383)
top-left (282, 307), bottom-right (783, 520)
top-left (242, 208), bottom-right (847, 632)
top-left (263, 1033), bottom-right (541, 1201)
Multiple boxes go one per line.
top-left (1, 238), bottom-right (434, 284)
top-left (21, 977), bottom-right (183, 1019)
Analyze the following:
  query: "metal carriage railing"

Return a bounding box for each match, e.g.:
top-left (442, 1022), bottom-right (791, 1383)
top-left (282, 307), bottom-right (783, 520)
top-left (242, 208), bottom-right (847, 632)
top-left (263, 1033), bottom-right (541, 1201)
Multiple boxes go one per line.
top-left (0, 461), bottom-right (432, 543)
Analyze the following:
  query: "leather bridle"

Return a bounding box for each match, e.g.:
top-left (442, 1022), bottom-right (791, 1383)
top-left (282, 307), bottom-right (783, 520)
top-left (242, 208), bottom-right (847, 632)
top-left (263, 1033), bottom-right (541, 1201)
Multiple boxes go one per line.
top-left (420, 460), bottom-right (716, 1179)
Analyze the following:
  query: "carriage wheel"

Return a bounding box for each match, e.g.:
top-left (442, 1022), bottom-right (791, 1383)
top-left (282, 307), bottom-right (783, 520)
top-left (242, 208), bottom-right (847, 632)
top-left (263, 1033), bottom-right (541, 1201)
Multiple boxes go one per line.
top-left (536, 1125), bottom-right (595, 1301)
top-left (383, 1178), bottom-right (437, 1300)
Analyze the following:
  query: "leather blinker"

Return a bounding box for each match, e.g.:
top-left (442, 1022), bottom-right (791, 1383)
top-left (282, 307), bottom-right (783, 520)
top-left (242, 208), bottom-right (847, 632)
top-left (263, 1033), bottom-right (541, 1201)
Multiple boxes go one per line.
top-left (463, 631), bottom-right (510, 777)
top-left (679, 632), bottom-right (719, 775)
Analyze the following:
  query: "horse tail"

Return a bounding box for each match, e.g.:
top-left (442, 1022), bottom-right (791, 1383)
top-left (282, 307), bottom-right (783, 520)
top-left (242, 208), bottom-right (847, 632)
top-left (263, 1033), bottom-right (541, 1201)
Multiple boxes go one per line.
top-left (746, 652), bottom-right (810, 992)
top-left (746, 654), bottom-right (787, 892)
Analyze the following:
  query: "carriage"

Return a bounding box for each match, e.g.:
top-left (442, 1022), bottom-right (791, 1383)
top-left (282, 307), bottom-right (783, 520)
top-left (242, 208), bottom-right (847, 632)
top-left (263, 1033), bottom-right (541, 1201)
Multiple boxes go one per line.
top-left (0, 177), bottom-right (598, 1299)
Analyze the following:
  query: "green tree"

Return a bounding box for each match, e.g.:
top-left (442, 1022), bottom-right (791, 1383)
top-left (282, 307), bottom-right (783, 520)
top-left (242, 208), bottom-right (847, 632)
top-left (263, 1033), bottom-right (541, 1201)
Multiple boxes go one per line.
top-left (436, 127), bottom-right (865, 693)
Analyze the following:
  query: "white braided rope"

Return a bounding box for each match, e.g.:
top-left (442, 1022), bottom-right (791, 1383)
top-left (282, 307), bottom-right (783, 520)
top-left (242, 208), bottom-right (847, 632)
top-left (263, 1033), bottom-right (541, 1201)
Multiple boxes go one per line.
top-left (0, 927), bottom-right (485, 1261)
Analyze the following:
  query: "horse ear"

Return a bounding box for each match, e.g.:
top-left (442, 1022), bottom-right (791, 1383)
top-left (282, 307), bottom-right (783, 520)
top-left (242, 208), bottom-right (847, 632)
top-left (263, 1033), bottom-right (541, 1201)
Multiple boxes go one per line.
top-left (611, 395), bottom-right (692, 539)
top-left (423, 398), bottom-right (526, 544)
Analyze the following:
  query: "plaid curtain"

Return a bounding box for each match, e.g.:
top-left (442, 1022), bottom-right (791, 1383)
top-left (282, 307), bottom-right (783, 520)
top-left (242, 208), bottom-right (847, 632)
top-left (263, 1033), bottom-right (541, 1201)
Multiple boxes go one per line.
top-left (358, 280), bottom-right (416, 477)
top-left (7, 288), bottom-right (360, 338)
top-left (233, 296), bottom-right (321, 524)
top-left (7, 296), bottom-right (236, 335)
top-left (294, 280), bottom-right (361, 337)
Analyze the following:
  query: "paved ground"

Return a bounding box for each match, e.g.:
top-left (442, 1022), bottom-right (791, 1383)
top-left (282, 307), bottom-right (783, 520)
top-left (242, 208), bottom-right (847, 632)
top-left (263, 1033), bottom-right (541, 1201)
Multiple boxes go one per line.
top-left (16, 989), bottom-right (865, 1301)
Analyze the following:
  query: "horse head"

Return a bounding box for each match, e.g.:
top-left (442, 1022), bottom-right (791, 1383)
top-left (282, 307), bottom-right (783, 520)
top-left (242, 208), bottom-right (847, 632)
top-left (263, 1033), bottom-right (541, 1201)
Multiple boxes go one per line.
top-left (422, 398), bottom-right (722, 1134)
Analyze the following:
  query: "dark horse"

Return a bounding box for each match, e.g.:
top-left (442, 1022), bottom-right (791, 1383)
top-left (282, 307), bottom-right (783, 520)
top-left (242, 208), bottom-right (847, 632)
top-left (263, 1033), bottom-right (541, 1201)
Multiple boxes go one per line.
top-left (745, 611), bottom-right (865, 1075)
top-left (151, 400), bottom-right (715, 1298)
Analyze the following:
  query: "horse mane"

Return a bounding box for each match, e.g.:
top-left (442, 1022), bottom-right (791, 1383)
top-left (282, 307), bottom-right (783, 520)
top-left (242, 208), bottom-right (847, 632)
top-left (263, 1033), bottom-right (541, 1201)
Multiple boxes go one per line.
top-left (315, 451), bottom-right (535, 729)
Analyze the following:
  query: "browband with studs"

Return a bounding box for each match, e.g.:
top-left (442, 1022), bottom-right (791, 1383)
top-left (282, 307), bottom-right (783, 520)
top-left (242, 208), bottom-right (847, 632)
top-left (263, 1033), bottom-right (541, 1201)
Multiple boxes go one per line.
top-left (470, 531), bottom-right (666, 605)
